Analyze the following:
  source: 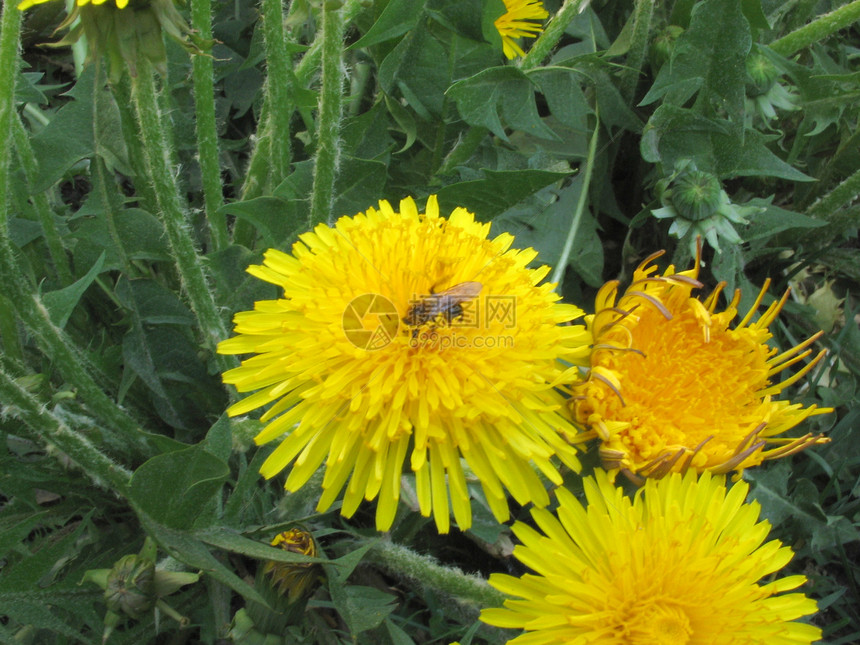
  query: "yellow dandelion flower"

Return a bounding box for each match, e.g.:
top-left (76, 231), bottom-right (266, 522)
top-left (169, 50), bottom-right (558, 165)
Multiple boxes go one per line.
top-left (262, 529), bottom-right (321, 603)
top-left (571, 250), bottom-right (831, 481)
top-left (218, 196), bottom-right (591, 533)
top-left (494, 0), bottom-right (549, 59)
top-left (481, 470), bottom-right (822, 645)
top-left (18, 0), bottom-right (128, 9)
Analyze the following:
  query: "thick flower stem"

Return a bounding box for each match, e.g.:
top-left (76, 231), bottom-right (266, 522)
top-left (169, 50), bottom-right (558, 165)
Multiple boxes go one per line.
top-left (0, 364), bottom-right (132, 492)
top-left (191, 0), bottom-right (228, 252)
top-left (12, 116), bottom-right (73, 284)
top-left (260, 0), bottom-right (293, 187)
top-left (771, 0), bottom-right (860, 57)
top-left (0, 0), bottom-right (22, 234)
top-left (309, 0), bottom-right (347, 228)
top-left (551, 108), bottom-right (600, 288)
top-left (520, 0), bottom-right (590, 70)
top-left (128, 61), bottom-right (234, 373)
top-left (619, 0), bottom-right (654, 105)
top-left (362, 539), bottom-right (507, 609)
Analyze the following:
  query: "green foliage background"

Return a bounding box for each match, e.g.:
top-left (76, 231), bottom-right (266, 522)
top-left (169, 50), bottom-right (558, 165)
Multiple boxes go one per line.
top-left (0, 0), bottom-right (858, 642)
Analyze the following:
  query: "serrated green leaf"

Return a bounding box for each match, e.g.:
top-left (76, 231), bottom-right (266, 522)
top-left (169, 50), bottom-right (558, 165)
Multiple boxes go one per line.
top-left (641, 0), bottom-right (750, 129)
top-left (448, 66), bottom-right (557, 141)
top-left (42, 252), bottom-right (105, 329)
top-left (129, 445), bottom-right (229, 530)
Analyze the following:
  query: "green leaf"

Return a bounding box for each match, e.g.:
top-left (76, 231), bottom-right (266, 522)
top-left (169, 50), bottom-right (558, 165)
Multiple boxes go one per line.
top-left (194, 528), bottom-right (325, 565)
top-left (436, 169), bottom-right (570, 220)
top-left (71, 208), bottom-right (171, 272)
top-left (741, 0), bottom-right (770, 29)
top-left (115, 278), bottom-right (195, 326)
top-left (641, 0), bottom-right (751, 129)
top-left (28, 65), bottom-right (130, 191)
top-left (351, 0), bottom-right (426, 50)
top-left (129, 445), bottom-right (229, 530)
top-left (385, 618), bottom-right (418, 645)
top-left (378, 27), bottom-right (450, 119)
top-left (527, 68), bottom-right (592, 129)
top-left (218, 197), bottom-right (304, 250)
top-left (136, 511), bottom-right (268, 606)
top-left (426, 0), bottom-right (489, 43)
top-left (42, 252), bottom-right (105, 329)
top-left (337, 585), bottom-right (398, 634)
top-left (448, 66), bottom-right (557, 141)
top-left (641, 105), bottom-right (811, 180)
top-left (741, 198), bottom-right (827, 241)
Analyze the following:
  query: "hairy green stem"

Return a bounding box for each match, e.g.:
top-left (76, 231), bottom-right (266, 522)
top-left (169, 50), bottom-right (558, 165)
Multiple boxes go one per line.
top-left (112, 76), bottom-right (159, 215)
top-left (309, 1), bottom-right (347, 228)
top-left (0, 236), bottom-right (153, 460)
top-left (0, 293), bottom-right (23, 362)
top-left (0, 364), bottom-right (132, 492)
top-left (128, 60), bottom-right (234, 372)
top-left (619, 0), bottom-right (654, 105)
top-left (11, 117), bottom-right (73, 283)
top-left (0, 0), bottom-right (22, 235)
top-left (550, 108), bottom-right (600, 288)
top-left (520, 0), bottom-right (589, 71)
top-left (294, 0), bottom-right (364, 87)
top-left (808, 167), bottom-right (860, 220)
top-left (191, 0), bottom-right (228, 251)
top-left (260, 0), bottom-right (293, 187)
top-left (363, 539), bottom-right (507, 609)
top-left (771, 0), bottom-right (860, 57)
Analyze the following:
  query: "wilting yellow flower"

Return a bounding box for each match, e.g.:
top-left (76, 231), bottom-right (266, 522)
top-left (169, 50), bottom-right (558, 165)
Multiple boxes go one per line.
top-left (494, 0), bottom-right (548, 59)
top-left (262, 529), bottom-right (321, 603)
top-left (17, 0), bottom-right (203, 81)
top-left (571, 250), bottom-right (830, 481)
top-left (218, 196), bottom-right (591, 533)
top-left (481, 470), bottom-right (822, 645)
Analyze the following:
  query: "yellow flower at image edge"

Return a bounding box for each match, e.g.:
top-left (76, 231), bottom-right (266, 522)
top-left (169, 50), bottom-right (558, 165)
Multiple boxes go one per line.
top-left (218, 196), bottom-right (591, 533)
top-left (495, 0), bottom-right (548, 59)
top-left (18, 0), bottom-right (128, 9)
top-left (571, 250), bottom-right (831, 481)
top-left (481, 470), bottom-right (822, 645)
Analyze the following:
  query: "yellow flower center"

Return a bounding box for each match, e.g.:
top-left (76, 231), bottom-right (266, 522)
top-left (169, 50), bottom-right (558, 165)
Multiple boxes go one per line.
top-left (627, 602), bottom-right (692, 645)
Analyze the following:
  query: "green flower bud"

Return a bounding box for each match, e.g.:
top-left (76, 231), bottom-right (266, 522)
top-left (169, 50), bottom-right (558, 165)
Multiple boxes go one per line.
top-left (650, 25), bottom-right (683, 71)
top-left (746, 50), bottom-right (780, 97)
top-left (104, 554), bottom-right (156, 619)
top-left (669, 171), bottom-right (723, 221)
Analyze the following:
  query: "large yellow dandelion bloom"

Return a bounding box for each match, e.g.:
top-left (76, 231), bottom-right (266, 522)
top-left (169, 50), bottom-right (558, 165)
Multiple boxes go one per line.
top-left (571, 251), bottom-right (831, 481)
top-left (481, 470), bottom-right (822, 645)
top-left (494, 0), bottom-right (549, 59)
top-left (218, 196), bottom-right (591, 533)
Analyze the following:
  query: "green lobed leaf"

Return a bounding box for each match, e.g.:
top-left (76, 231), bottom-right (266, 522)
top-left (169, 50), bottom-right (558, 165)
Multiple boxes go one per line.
top-left (128, 445), bottom-right (229, 530)
top-left (641, 0), bottom-right (751, 130)
top-left (448, 66), bottom-right (557, 141)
